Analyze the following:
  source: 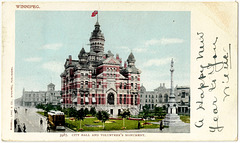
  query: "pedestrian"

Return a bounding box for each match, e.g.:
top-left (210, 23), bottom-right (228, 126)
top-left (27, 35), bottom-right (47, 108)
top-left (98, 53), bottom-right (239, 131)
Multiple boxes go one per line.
top-left (47, 124), bottom-right (51, 132)
top-left (138, 121), bottom-right (140, 129)
top-left (160, 120), bottom-right (163, 131)
top-left (14, 119), bottom-right (17, 129)
top-left (40, 118), bottom-right (43, 125)
top-left (17, 125), bottom-right (22, 132)
top-left (23, 123), bottom-right (26, 133)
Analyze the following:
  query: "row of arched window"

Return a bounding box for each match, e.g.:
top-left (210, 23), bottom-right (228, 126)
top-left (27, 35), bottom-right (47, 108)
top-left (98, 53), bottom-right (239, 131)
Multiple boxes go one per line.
top-left (80, 73), bottom-right (88, 78)
top-left (106, 67), bottom-right (117, 72)
top-left (107, 73), bottom-right (116, 78)
top-left (91, 42), bottom-right (103, 45)
top-left (131, 76), bottom-right (138, 81)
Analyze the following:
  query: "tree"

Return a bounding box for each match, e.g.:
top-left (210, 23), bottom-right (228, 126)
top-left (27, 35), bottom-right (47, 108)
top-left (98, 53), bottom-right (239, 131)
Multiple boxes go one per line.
top-left (119, 109), bottom-right (131, 128)
top-left (90, 107), bottom-right (97, 116)
top-left (143, 105), bottom-right (150, 122)
top-left (76, 108), bottom-right (86, 130)
top-left (68, 107), bottom-right (77, 117)
top-left (84, 108), bottom-right (89, 115)
top-left (55, 105), bottom-right (62, 111)
top-left (96, 111), bottom-right (109, 129)
top-left (44, 103), bottom-right (54, 116)
top-left (154, 105), bottom-right (163, 118)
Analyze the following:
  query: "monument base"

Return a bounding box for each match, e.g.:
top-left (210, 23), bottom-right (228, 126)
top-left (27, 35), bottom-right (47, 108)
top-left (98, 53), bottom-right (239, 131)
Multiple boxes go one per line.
top-left (163, 113), bottom-right (186, 126)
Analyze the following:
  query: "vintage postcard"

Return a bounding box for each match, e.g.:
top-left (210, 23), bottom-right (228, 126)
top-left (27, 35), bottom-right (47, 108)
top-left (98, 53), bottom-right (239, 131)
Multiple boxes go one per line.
top-left (1, 2), bottom-right (238, 141)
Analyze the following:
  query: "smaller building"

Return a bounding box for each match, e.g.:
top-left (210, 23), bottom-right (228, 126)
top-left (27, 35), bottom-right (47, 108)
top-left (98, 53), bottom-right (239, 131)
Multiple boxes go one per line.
top-left (140, 83), bottom-right (190, 115)
top-left (21, 83), bottom-right (61, 107)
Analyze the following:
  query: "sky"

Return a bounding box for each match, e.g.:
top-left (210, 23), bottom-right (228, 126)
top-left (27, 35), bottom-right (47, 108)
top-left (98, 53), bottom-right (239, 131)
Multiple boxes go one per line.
top-left (15, 11), bottom-right (190, 99)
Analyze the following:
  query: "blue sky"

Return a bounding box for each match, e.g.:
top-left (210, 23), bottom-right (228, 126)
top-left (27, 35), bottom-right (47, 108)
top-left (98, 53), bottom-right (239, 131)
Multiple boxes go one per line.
top-left (15, 11), bottom-right (190, 98)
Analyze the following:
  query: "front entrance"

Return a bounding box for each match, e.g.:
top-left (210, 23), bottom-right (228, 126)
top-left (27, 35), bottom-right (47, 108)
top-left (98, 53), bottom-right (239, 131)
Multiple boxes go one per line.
top-left (107, 93), bottom-right (115, 105)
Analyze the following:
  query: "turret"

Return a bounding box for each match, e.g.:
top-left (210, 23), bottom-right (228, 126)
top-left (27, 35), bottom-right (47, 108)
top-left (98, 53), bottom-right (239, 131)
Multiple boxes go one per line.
top-left (127, 52), bottom-right (136, 66)
top-left (78, 47), bottom-right (88, 63)
top-left (89, 21), bottom-right (105, 53)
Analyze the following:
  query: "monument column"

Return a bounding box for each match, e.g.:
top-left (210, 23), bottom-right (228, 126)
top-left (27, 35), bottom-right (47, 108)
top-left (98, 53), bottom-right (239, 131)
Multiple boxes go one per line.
top-left (163, 58), bottom-right (185, 126)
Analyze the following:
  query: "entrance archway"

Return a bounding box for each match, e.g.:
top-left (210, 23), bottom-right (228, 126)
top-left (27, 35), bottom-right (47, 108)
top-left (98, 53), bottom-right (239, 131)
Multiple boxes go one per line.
top-left (107, 93), bottom-right (115, 105)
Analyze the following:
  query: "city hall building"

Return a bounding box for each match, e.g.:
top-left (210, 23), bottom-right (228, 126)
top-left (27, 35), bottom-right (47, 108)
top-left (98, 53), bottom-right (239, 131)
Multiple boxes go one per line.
top-left (60, 21), bottom-right (141, 117)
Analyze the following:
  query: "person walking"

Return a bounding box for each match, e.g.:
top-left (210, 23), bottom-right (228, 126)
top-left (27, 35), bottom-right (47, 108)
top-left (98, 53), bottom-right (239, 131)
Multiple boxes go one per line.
top-left (160, 120), bottom-right (163, 131)
top-left (47, 124), bottom-right (51, 132)
top-left (23, 123), bottom-right (26, 133)
top-left (17, 125), bottom-right (22, 132)
top-left (14, 119), bottom-right (17, 129)
top-left (40, 118), bottom-right (43, 125)
top-left (138, 121), bottom-right (140, 129)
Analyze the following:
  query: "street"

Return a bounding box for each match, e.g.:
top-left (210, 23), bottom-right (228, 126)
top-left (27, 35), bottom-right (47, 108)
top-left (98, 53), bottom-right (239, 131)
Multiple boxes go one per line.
top-left (14, 106), bottom-right (73, 133)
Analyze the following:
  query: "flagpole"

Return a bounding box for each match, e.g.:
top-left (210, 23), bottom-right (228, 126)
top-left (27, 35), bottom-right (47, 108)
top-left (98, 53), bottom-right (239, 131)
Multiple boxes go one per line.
top-left (97, 11), bottom-right (99, 22)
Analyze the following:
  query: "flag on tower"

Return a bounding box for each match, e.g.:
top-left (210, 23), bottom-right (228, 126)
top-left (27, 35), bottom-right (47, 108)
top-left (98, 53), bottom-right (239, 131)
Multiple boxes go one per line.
top-left (91, 10), bottom-right (98, 17)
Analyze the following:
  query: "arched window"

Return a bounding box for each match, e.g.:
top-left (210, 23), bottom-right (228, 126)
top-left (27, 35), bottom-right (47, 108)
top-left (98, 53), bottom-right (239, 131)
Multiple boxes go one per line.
top-left (120, 83), bottom-right (122, 89)
top-left (164, 94), bottom-right (168, 103)
top-left (124, 95), bottom-right (126, 104)
top-left (92, 82), bottom-right (95, 88)
top-left (159, 94), bottom-right (162, 103)
top-left (107, 93), bottom-right (114, 105)
top-left (81, 81), bottom-right (84, 88)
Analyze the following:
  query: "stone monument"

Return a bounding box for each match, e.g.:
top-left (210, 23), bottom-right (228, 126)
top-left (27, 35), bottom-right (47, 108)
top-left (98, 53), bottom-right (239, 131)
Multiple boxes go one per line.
top-left (163, 58), bottom-right (185, 126)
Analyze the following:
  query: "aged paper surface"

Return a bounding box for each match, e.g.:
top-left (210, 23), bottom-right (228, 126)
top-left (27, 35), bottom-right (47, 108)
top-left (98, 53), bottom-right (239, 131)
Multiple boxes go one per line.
top-left (1, 2), bottom-right (237, 141)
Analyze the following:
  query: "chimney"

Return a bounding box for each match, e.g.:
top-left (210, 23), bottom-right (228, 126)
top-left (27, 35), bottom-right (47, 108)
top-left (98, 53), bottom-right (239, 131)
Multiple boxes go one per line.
top-left (160, 83), bottom-right (162, 87)
top-left (116, 54), bottom-right (119, 60)
top-left (69, 55), bottom-right (72, 65)
top-left (163, 83), bottom-right (165, 88)
top-left (124, 61), bottom-right (127, 68)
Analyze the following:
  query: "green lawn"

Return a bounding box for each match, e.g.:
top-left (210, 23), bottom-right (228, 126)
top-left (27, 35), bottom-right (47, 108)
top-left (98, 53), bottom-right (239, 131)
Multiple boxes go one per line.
top-left (37, 111), bottom-right (46, 116)
top-left (180, 115), bottom-right (190, 123)
top-left (65, 117), bottom-right (159, 131)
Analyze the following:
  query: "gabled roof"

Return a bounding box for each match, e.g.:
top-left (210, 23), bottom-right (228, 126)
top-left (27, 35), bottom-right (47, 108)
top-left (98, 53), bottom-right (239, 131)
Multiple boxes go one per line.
top-left (102, 56), bottom-right (120, 65)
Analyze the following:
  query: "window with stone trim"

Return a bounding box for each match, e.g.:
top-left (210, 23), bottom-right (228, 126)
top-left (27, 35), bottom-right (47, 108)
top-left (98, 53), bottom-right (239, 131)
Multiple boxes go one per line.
top-left (120, 94), bottom-right (122, 104)
top-left (120, 83), bottom-right (122, 89)
top-left (81, 81), bottom-right (84, 88)
top-left (124, 95), bottom-right (126, 104)
top-left (135, 95), bottom-right (137, 105)
top-left (181, 91), bottom-right (186, 98)
top-left (92, 81), bottom-right (95, 88)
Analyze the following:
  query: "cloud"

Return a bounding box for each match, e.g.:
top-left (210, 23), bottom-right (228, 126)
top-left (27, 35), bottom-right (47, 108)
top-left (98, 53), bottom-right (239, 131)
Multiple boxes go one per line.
top-left (145, 38), bottom-right (184, 46)
top-left (41, 43), bottom-right (63, 50)
top-left (42, 61), bottom-right (64, 74)
top-left (133, 48), bottom-right (147, 53)
top-left (24, 57), bottom-right (42, 62)
top-left (118, 46), bottom-right (131, 52)
top-left (118, 46), bottom-right (147, 53)
top-left (142, 58), bottom-right (172, 67)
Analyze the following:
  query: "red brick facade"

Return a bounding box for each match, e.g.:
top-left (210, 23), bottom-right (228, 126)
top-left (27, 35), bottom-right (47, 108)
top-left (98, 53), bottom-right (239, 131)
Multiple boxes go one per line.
top-left (60, 21), bottom-right (141, 117)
